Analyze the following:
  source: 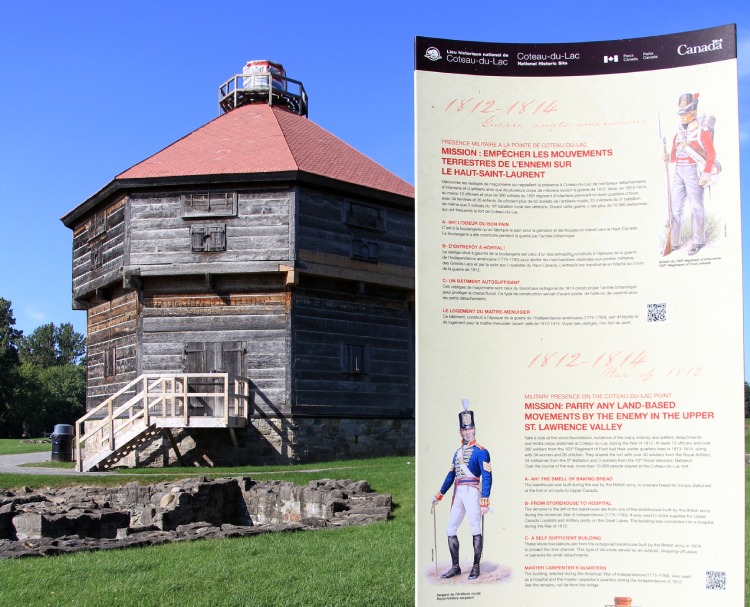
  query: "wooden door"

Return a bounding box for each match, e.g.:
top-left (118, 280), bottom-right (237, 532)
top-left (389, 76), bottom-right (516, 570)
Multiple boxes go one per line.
top-left (185, 342), bottom-right (244, 417)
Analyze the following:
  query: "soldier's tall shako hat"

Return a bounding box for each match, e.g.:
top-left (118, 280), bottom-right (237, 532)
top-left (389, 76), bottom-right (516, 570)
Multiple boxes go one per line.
top-left (677, 92), bottom-right (699, 114)
top-left (458, 398), bottom-right (475, 429)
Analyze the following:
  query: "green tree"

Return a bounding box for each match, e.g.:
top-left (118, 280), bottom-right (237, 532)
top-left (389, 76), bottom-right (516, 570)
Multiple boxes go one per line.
top-left (19, 322), bottom-right (86, 367)
top-left (0, 299), bottom-right (22, 437)
top-left (745, 381), bottom-right (750, 419)
top-left (54, 322), bottom-right (86, 366)
top-left (0, 310), bottom-right (86, 437)
top-left (9, 363), bottom-right (85, 437)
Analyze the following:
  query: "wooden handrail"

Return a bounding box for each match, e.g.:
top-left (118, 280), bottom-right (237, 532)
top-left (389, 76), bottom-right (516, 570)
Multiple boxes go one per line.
top-left (75, 373), bottom-right (252, 471)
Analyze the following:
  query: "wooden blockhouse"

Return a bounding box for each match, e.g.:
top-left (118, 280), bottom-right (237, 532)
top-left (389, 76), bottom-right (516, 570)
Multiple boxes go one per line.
top-left (61, 66), bottom-right (414, 470)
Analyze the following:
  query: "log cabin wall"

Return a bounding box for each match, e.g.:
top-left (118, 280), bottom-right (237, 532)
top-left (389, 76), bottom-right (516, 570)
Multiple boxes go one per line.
top-left (67, 179), bottom-right (414, 464)
top-left (296, 187), bottom-right (413, 269)
top-left (292, 187), bottom-right (414, 417)
top-left (71, 197), bottom-right (127, 303)
top-left (85, 289), bottom-right (139, 409)
top-left (138, 289), bottom-right (292, 413)
top-left (124, 185), bottom-right (298, 459)
top-left (292, 277), bottom-right (413, 417)
top-left (126, 188), bottom-right (294, 274)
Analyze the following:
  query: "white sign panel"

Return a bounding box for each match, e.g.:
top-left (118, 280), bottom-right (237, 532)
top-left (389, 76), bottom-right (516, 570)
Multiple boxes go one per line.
top-left (415, 25), bottom-right (742, 607)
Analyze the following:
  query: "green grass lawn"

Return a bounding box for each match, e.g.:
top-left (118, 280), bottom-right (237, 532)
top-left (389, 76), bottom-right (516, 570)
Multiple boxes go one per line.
top-left (0, 437), bottom-right (52, 456)
top-left (1, 437), bottom-right (748, 606)
top-left (0, 456), bottom-right (415, 607)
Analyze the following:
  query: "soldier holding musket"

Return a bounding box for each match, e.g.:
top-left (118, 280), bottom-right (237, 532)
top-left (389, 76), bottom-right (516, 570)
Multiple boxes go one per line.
top-left (432, 399), bottom-right (492, 580)
top-left (663, 92), bottom-right (718, 256)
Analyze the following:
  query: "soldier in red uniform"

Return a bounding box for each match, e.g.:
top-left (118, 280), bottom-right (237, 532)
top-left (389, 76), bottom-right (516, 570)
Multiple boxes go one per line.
top-left (432, 400), bottom-right (492, 581)
top-left (664, 92), bottom-right (717, 256)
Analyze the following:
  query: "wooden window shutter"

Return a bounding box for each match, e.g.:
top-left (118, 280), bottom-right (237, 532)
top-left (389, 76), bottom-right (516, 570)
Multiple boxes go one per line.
top-left (344, 202), bottom-right (386, 231)
top-left (182, 192), bottom-right (237, 218)
top-left (209, 192), bottom-right (233, 214)
top-left (351, 238), bottom-right (379, 263)
top-left (190, 225), bottom-right (226, 252)
top-left (207, 225), bottom-right (227, 251)
top-left (342, 343), bottom-right (368, 374)
top-left (104, 346), bottom-right (116, 378)
top-left (191, 226), bottom-right (207, 252)
top-left (89, 209), bottom-right (107, 240)
top-left (190, 194), bottom-right (210, 212)
top-left (91, 240), bottom-right (104, 269)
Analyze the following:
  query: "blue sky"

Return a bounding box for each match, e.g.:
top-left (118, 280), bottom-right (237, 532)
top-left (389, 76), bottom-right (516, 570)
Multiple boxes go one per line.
top-left (1, 1), bottom-right (748, 372)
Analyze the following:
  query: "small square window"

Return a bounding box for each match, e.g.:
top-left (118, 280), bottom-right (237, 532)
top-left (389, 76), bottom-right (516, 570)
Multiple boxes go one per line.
top-left (191, 225), bottom-right (227, 252)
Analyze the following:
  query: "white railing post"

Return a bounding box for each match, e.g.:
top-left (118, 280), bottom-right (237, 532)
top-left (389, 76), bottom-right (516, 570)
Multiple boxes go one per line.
top-left (76, 420), bottom-right (83, 472)
top-left (108, 399), bottom-right (114, 450)
top-left (224, 374), bottom-right (229, 424)
top-left (245, 381), bottom-right (250, 420)
top-left (183, 374), bottom-right (189, 425)
top-left (161, 377), bottom-right (167, 416)
top-left (143, 376), bottom-right (150, 427)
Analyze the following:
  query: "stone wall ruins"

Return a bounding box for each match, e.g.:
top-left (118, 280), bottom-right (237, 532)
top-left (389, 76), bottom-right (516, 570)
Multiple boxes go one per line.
top-left (0, 477), bottom-right (391, 559)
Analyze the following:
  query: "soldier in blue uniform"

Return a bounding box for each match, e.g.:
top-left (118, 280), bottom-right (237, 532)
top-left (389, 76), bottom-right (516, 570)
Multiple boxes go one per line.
top-left (432, 400), bottom-right (492, 580)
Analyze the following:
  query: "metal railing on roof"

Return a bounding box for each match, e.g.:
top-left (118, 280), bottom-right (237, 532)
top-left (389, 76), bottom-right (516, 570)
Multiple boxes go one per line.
top-left (218, 72), bottom-right (308, 117)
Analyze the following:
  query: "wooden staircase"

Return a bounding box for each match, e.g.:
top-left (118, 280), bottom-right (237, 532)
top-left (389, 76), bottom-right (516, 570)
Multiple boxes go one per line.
top-left (82, 422), bottom-right (160, 472)
top-left (75, 373), bottom-right (251, 472)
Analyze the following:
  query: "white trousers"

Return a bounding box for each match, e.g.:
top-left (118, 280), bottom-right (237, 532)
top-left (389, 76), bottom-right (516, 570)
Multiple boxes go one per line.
top-left (446, 484), bottom-right (481, 536)
top-left (670, 163), bottom-right (706, 246)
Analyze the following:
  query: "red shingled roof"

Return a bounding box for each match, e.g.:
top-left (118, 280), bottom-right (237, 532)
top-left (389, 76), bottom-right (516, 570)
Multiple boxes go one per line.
top-left (117, 104), bottom-right (413, 199)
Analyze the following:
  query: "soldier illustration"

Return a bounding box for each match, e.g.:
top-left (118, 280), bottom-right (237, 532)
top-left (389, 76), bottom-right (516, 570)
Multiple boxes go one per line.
top-left (432, 399), bottom-right (492, 580)
top-left (662, 92), bottom-right (719, 256)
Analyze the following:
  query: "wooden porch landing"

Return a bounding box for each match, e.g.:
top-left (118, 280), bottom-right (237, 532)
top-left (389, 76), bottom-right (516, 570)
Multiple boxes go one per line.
top-left (75, 373), bottom-right (252, 472)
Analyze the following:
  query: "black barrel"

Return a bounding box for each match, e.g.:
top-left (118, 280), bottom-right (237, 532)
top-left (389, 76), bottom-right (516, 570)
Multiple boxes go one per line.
top-left (50, 424), bottom-right (74, 462)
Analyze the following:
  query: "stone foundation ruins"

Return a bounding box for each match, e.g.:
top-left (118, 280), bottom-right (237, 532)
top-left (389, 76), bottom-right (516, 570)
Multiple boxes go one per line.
top-left (0, 477), bottom-right (391, 559)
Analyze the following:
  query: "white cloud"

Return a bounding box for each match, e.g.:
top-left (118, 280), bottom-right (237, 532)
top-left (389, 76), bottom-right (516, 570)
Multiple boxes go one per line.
top-left (26, 309), bottom-right (48, 323)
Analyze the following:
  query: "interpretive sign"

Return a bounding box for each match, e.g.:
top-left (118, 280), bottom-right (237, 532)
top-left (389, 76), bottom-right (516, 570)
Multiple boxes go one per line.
top-left (415, 25), bottom-right (742, 607)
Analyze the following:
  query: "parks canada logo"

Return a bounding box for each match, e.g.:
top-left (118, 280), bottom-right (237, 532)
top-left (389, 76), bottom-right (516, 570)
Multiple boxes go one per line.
top-left (424, 47), bottom-right (442, 61)
top-left (677, 37), bottom-right (723, 56)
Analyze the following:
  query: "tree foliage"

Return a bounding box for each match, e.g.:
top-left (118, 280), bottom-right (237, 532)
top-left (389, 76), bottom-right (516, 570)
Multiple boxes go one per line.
top-left (19, 322), bottom-right (86, 367)
top-left (745, 381), bottom-right (750, 419)
top-left (10, 363), bottom-right (86, 437)
top-left (0, 299), bottom-right (22, 436)
top-left (0, 301), bottom-right (86, 438)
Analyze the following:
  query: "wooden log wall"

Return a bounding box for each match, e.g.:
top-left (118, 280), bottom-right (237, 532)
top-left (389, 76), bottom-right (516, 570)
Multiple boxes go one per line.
top-left (139, 291), bottom-right (292, 417)
top-left (126, 189), bottom-right (294, 273)
top-left (296, 188), bottom-right (414, 268)
top-left (291, 188), bottom-right (414, 418)
top-left (292, 277), bottom-right (414, 418)
top-left (73, 181), bottom-right (414, 424)
top-left (71, 197), bottom-right (127, 301)
top-left (85, 289), bottom-right (139, 409)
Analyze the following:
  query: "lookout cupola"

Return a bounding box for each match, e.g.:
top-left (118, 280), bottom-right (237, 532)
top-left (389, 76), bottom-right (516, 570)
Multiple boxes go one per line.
top-left (219, 60), bottom-right (308, 117)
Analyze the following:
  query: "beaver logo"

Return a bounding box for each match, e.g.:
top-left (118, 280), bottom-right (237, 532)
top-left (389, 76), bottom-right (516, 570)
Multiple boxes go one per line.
top-left (424, 47), bottom-right (442, 61)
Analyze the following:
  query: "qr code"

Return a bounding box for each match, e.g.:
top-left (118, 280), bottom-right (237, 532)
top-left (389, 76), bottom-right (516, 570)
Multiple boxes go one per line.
top-left (647, 303), bottom-right (666, 322)
top-left (705, 570), bottom-right (726, 590)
